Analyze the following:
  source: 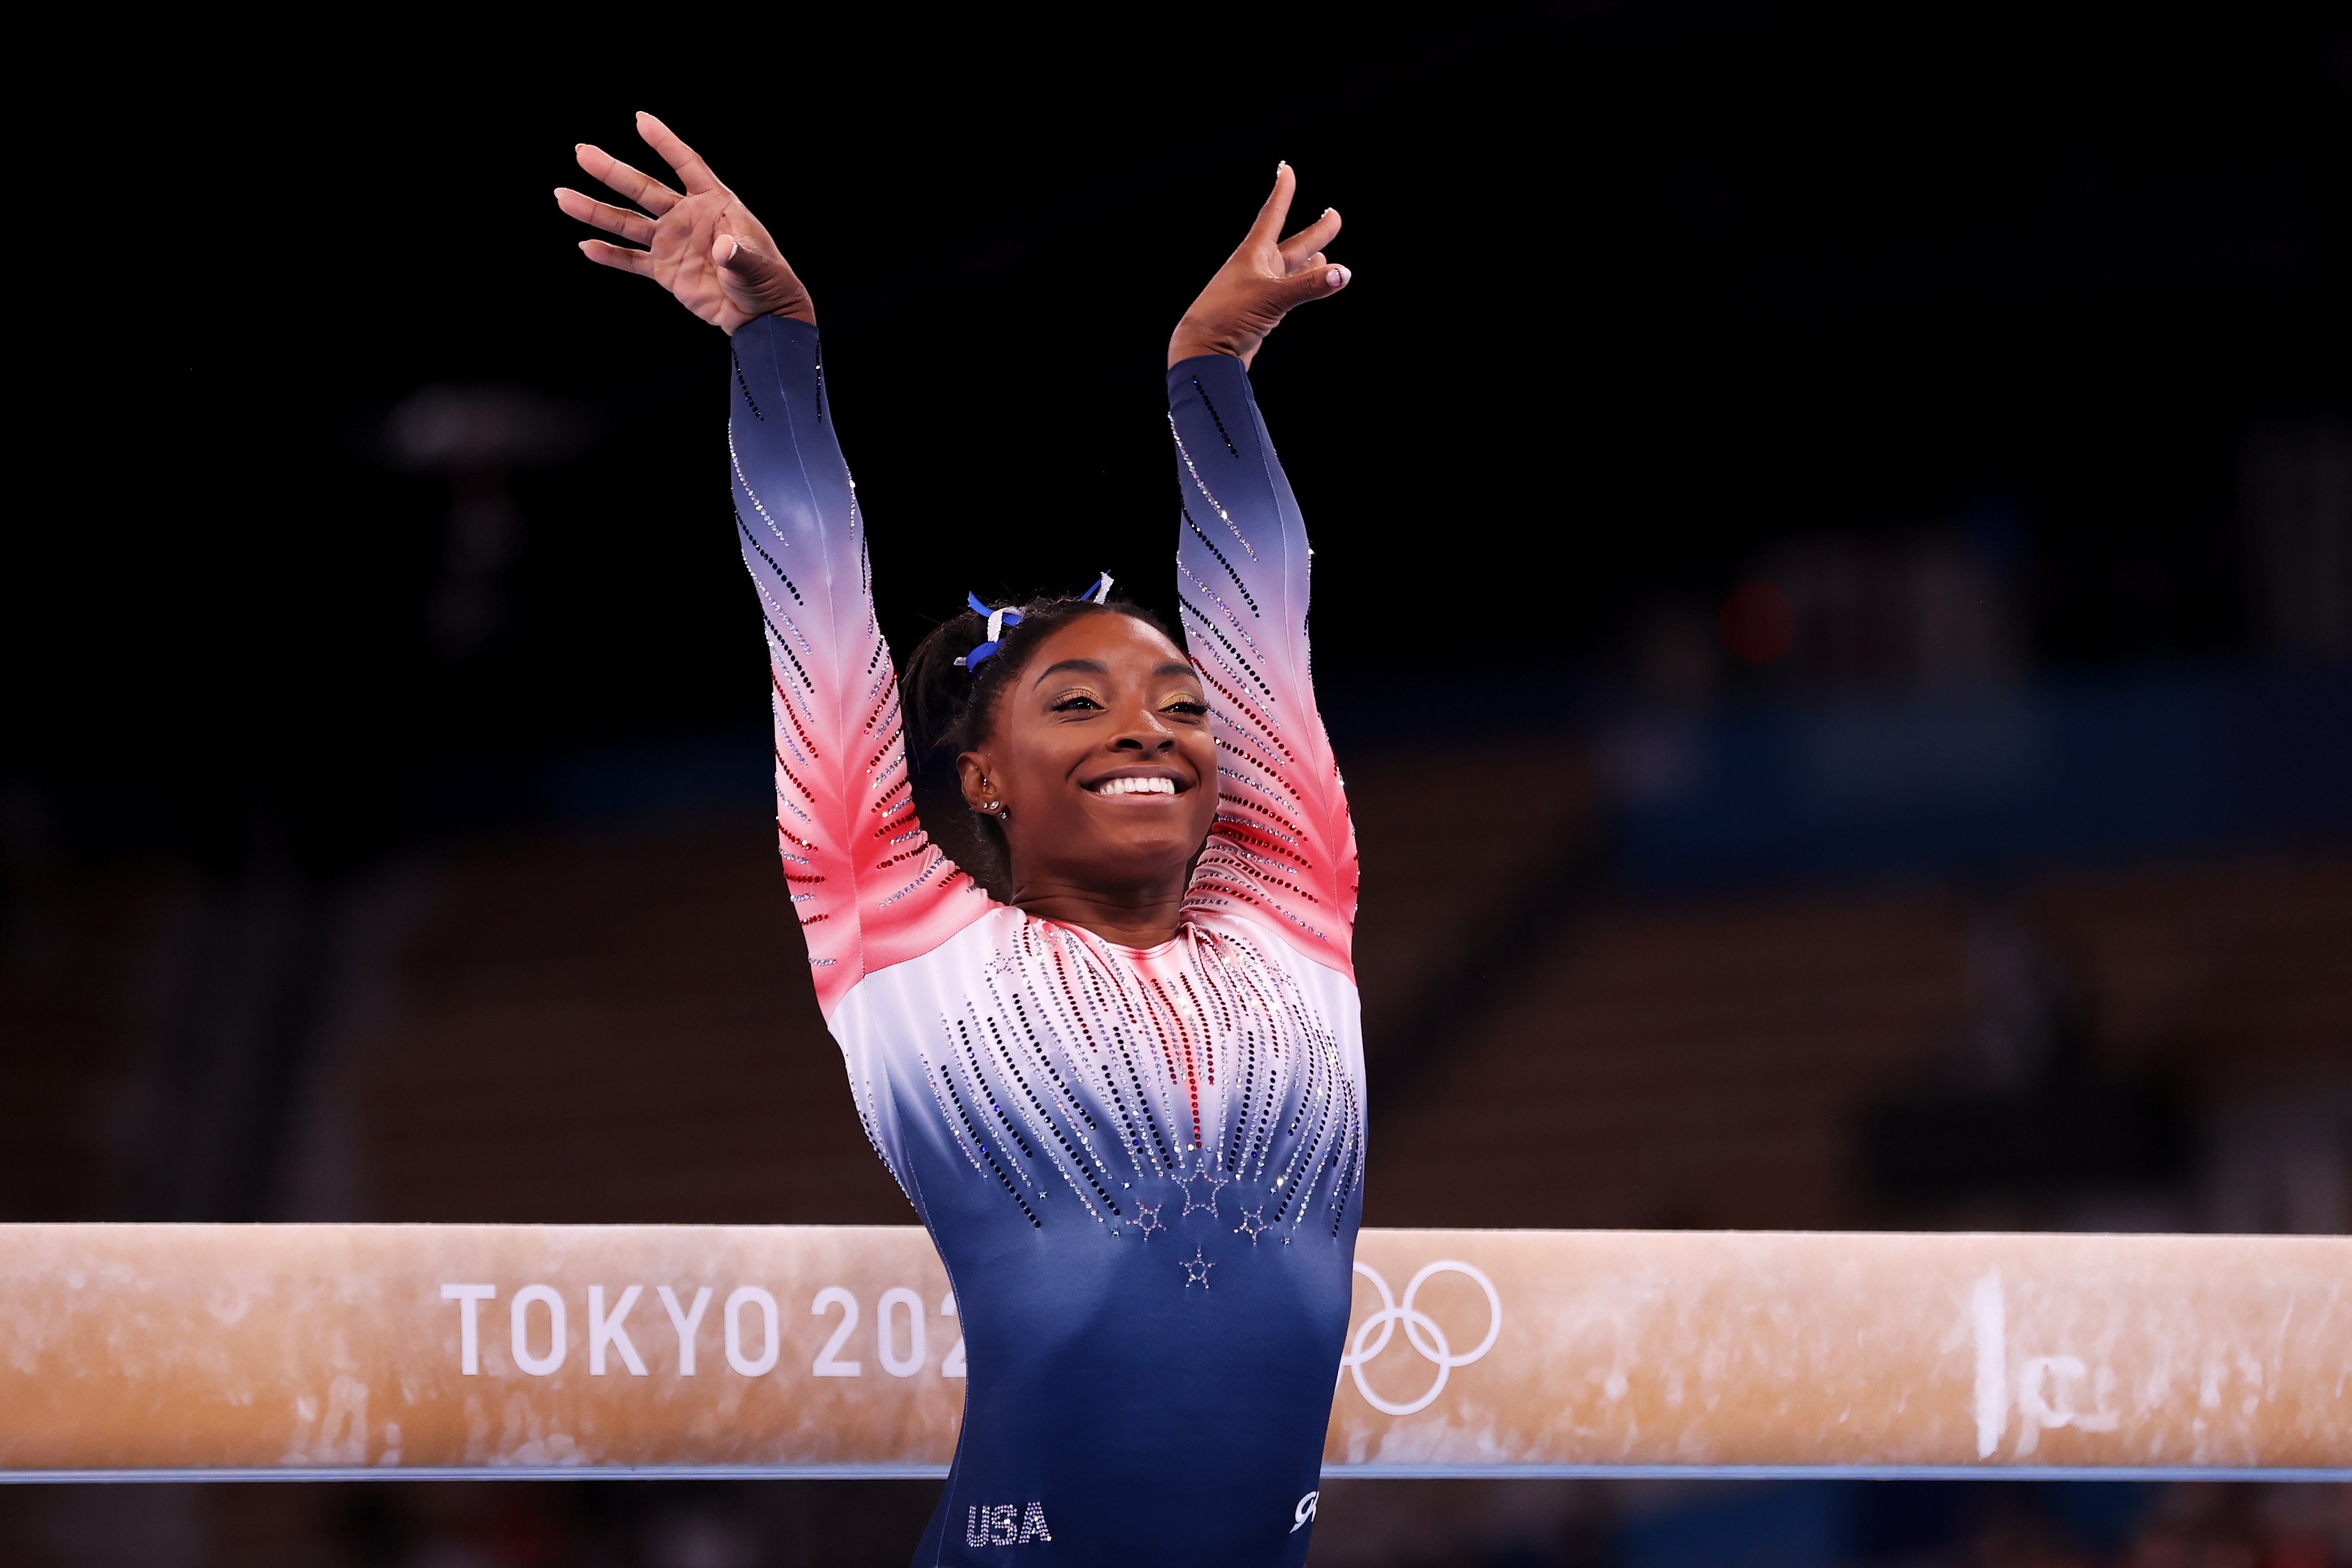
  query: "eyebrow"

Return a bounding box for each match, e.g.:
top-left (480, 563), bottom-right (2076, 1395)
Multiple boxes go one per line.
top-left (1030, 658), bottom-right (1202, 686)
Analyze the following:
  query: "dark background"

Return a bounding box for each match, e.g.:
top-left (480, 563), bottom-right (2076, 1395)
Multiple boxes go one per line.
top-left (6, 4), bottom-right (2349, 1566)
top-left (20, 2), bottom-right (2345, 871)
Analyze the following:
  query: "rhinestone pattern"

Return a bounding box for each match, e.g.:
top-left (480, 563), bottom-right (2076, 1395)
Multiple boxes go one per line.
top-left (889, 910), bottom-right (1365, 1242)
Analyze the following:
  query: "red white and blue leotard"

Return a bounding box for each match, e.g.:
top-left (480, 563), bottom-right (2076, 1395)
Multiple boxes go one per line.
top-left (728, 315), bottom-right (1363, 1565)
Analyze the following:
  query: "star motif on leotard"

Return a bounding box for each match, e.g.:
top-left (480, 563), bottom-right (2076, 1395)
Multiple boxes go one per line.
top-left (1180, 1246), bottom-right (1216, 1289)
top-left (1234, 1204), bottom-right (1272, 1243)
top-left (1133, 1202), bottom-right (1164, 1240)
top-left (1179, 1157), bottom-right (1230, 1218)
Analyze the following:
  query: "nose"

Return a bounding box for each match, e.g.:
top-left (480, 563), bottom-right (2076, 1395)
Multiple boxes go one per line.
top-left (1108, 703), bottom-right (1177, 753)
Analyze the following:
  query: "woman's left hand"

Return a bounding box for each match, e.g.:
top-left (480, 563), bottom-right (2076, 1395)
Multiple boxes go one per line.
top-left (1168, 164), bottom-right (1348, 369)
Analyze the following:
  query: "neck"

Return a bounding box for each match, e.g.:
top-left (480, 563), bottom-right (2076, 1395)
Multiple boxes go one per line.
top-left (1010, 875), bottom-right (1189, 950)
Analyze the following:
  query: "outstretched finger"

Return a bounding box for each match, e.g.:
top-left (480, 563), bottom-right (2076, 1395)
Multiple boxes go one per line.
top-left (555, 187), bottom-right (656, 245)
top-left (575, 142), bottom-right (681, 215)
top-left (577, 238), bottom-right (660, 279)
top-left (634, 110), bottom-right (723, 196)
top-left (1278, 206), bottom-right (1342, 270)
top-left (1244, 162), bottom-right (1297, 249)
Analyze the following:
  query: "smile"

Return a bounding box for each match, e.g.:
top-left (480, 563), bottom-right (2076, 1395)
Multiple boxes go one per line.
top-left (1089, 776), bottom-right (1181, 797)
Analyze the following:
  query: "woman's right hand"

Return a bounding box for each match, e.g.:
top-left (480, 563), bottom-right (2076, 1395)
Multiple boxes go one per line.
top-left (556, 113), bottom-right (814, 334)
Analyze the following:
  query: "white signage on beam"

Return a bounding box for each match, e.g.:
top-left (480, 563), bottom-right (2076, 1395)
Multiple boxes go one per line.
top-left (1970, 1269), bottom-right (2124, 1461)
top-left (438, 1280), bottom-right (969, 1381)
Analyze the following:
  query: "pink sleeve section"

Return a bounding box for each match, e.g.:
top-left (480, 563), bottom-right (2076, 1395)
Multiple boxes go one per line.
top-left (1167, 354), bottom-right (1359, 978)
top-left (729, 317), bottom-right (991, 1016)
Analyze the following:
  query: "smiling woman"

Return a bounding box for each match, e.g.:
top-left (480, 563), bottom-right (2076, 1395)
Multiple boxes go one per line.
top-left (560, 112), bottom-right (1360, 1566)
top-left (898, 592), bottom-right (1219, 929)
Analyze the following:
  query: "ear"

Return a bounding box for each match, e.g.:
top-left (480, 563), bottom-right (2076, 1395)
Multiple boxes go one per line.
top-left (955, 751), bottom-right (996, 811)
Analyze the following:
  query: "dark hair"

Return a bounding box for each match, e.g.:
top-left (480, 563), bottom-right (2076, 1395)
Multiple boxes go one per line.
top-left (902, 591), bottom-right (1176, 892)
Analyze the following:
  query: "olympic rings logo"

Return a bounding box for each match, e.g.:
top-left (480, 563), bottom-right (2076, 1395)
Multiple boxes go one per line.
top-left (1339, 1260), bottom-right (1502, 1416)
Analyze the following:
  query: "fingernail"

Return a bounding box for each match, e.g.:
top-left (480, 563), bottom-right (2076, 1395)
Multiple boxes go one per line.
top-left (1328, 266), bottom-right (1350, 288)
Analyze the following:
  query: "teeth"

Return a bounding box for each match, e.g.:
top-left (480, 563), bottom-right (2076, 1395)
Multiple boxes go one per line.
top-left (1097, 776), bottom-right (1177, 795)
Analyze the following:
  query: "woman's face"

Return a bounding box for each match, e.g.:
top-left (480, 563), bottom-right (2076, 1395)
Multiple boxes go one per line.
top-left (958, 612), bottom-right (1220, 909)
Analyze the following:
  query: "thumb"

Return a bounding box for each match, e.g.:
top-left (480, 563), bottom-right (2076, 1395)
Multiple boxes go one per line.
top-left (715, 233), bottom-right (782, 289)
top-left (714, 233), bottom-right (808, 321)
top-left (1276, 263), bottom-right (1352, 310)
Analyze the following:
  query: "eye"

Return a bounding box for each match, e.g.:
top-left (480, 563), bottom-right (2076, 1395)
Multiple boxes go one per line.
top-left (1050, 693), bottom-right (1103, 713)
top-left (1163, 697), bottom-right (1208, 717)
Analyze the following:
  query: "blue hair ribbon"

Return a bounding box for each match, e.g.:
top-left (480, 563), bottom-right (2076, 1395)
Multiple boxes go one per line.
top-left (955, 592), bottom-right (1024, 670)
top-left (951, 574), bottom-right (1111, 670)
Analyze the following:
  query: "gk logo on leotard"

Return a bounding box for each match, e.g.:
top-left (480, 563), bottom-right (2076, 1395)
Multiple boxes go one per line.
top-left (964, 1502), bottom-right (1051, 1546)
top-left (1292, 1491), bottom-right (1318, 1533)
top-left (1339, 1260), bottom-right (1501, 1416)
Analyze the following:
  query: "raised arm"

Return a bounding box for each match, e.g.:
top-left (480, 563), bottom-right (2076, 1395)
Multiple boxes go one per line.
top-left (1167, 168), bottom-right (1360, 975)
top-left (557, 117), bottom-right (988, 1016)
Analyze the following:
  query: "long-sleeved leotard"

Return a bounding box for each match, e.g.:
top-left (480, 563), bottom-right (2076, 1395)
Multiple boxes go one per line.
top-left (728, 316), bottom-right (1362, 1566)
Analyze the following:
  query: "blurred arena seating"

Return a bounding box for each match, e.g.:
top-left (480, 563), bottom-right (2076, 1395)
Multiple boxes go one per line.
top-left (5, 748), bottom-right (2345, 1239)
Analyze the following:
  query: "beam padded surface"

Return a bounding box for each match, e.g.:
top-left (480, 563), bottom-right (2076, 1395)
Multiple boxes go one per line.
top-left (0, 1225), bottom-right (2342, 1477)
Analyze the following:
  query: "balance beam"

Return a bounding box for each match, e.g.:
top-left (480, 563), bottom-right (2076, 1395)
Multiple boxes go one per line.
top-left (1, 1225), bottom-right (2343, 1482)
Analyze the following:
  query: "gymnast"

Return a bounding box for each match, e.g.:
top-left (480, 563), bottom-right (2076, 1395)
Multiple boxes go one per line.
top-left (559, 112), bottom-right (1360, 1564)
